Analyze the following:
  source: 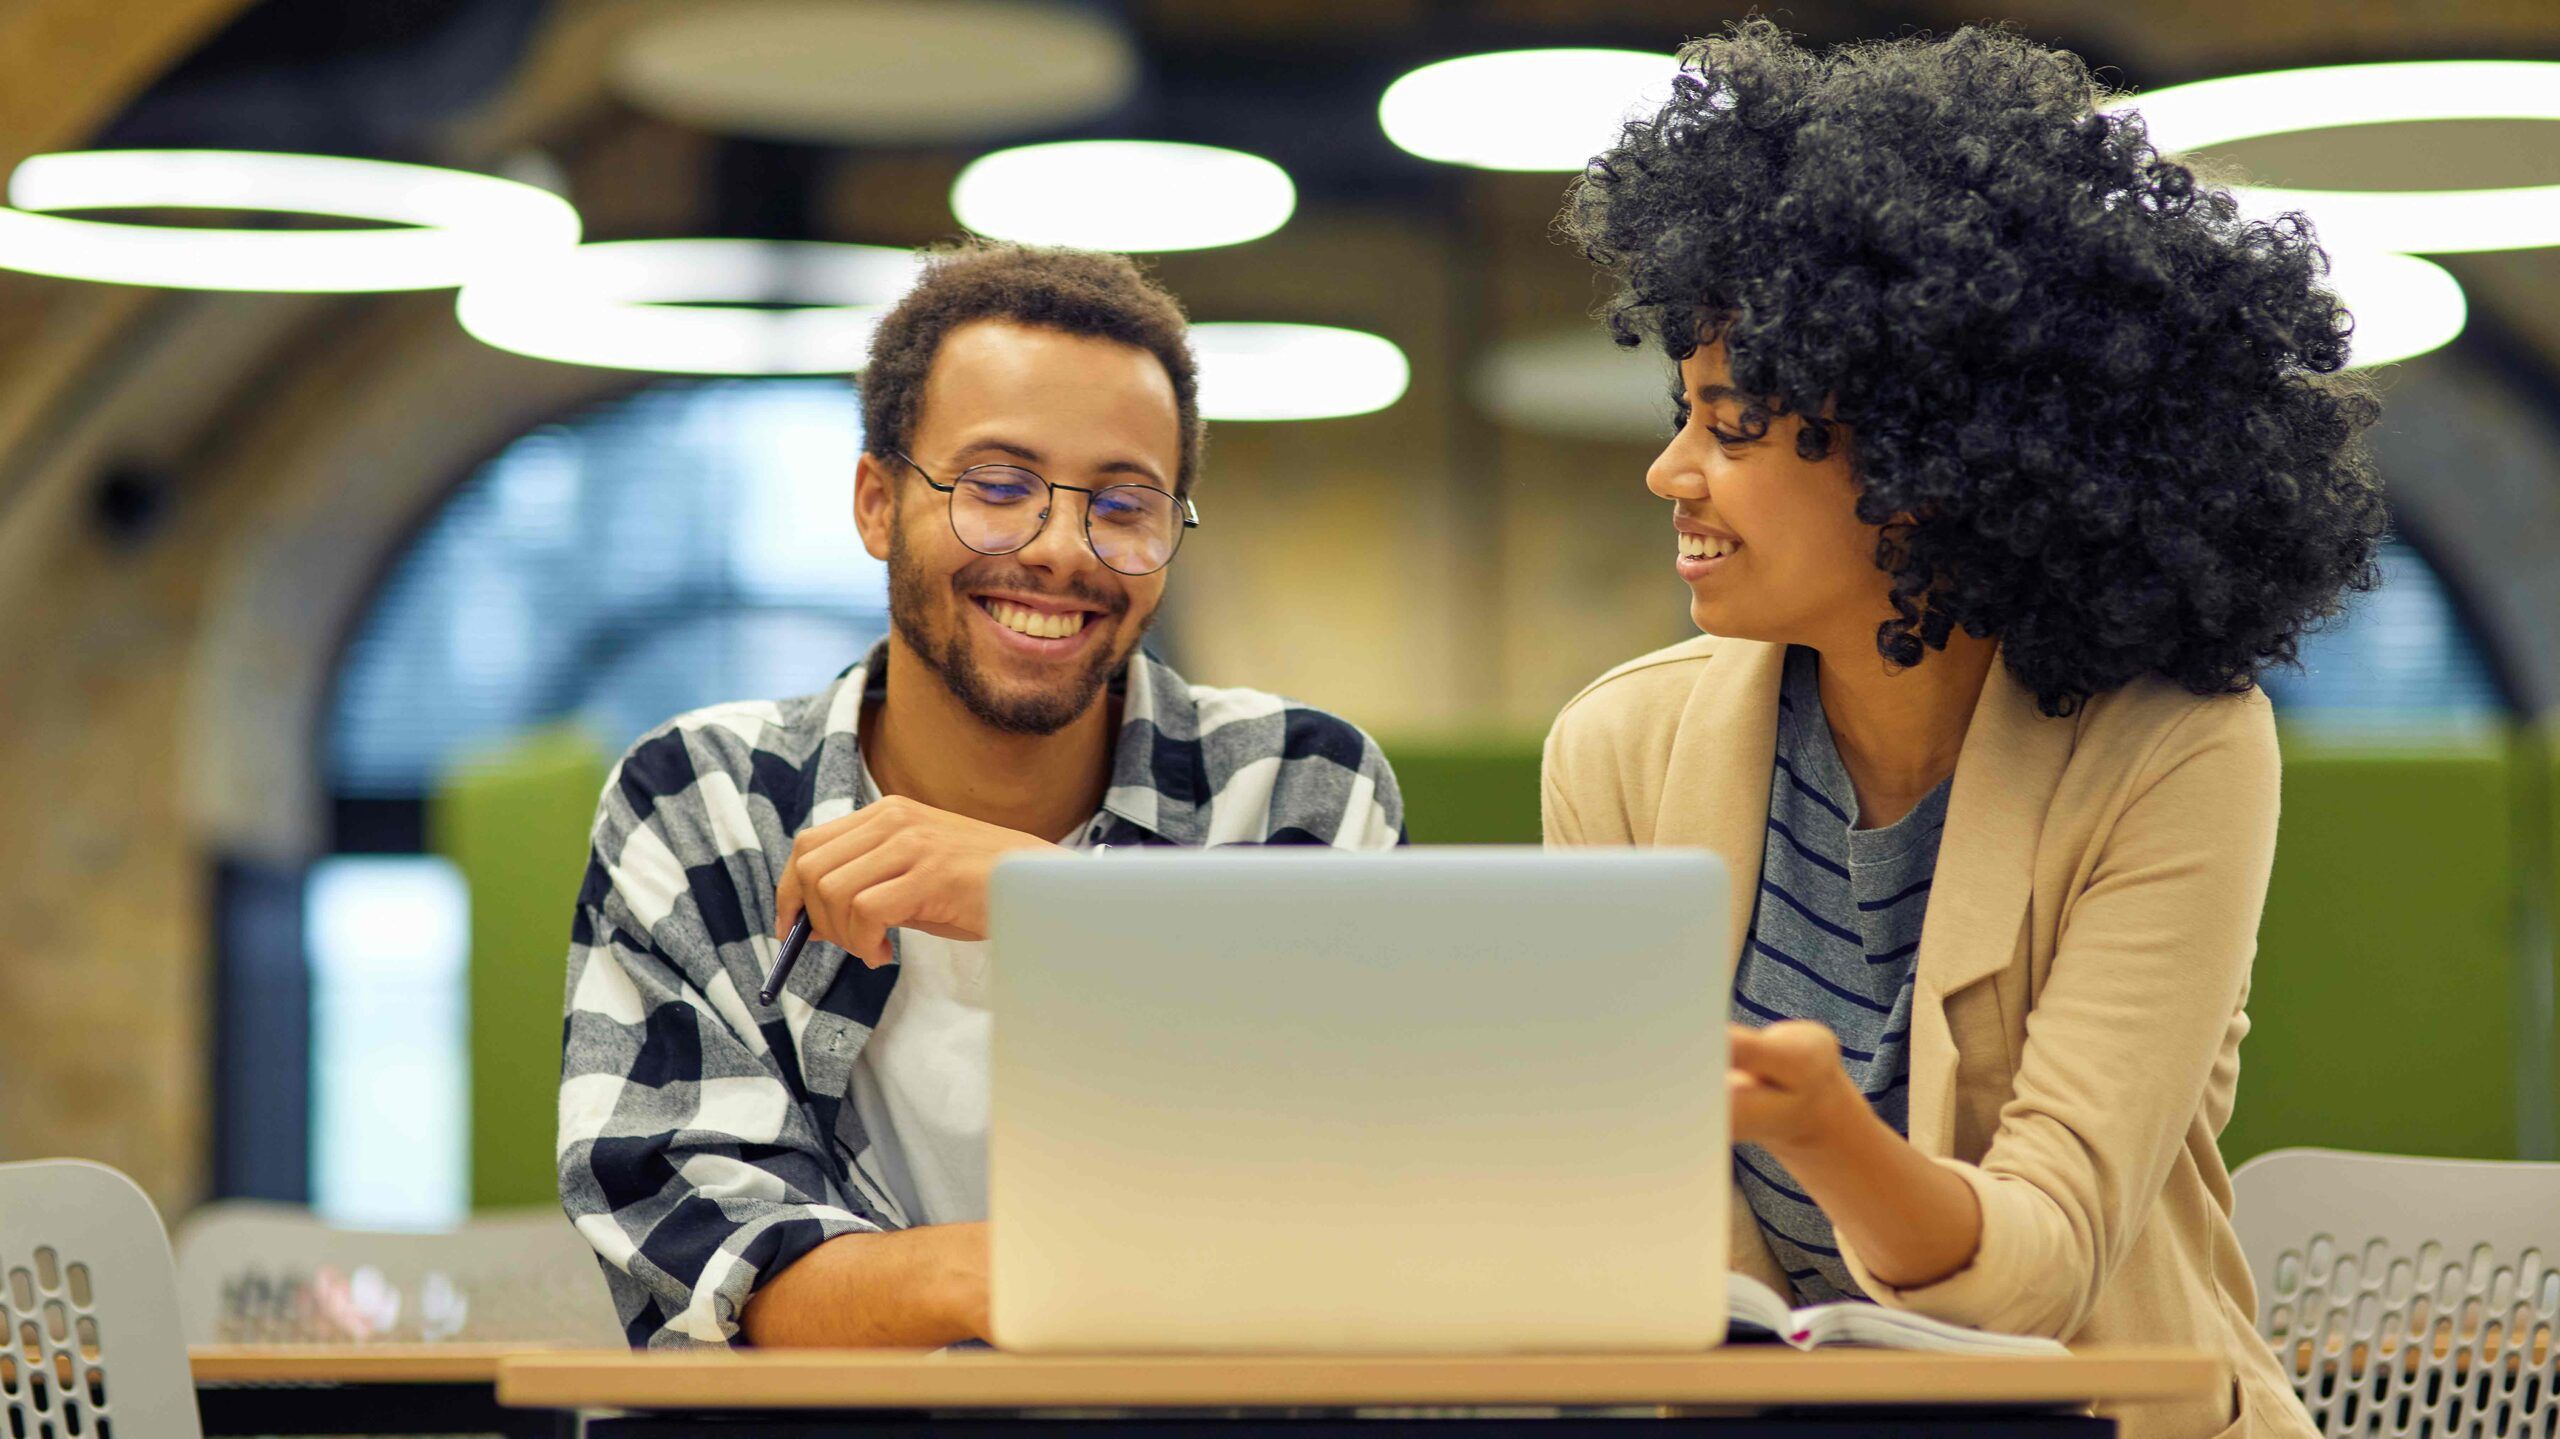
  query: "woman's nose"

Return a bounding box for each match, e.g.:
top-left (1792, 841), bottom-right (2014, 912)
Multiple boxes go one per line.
top-left (1646, 443), bottom-right (1708, 502)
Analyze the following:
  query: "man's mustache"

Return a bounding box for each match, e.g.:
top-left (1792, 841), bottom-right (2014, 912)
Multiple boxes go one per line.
top-left (949, 562), bottom-right (1129, 618)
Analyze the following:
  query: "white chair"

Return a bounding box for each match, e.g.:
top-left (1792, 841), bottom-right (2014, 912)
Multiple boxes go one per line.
top-left (2231, 1147), bottom-right (2560, 1438)
top-left (171, 1202), bottom-right (623, 1347)
top-left (0, 1159), bottom-right (204, 1439)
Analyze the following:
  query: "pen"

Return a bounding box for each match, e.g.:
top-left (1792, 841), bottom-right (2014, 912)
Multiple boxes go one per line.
top-left (758, 911), bottom-right (812, 1006)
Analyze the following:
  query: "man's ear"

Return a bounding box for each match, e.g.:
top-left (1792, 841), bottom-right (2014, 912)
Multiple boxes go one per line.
top-left (852, 452), bottom-right (896, 563)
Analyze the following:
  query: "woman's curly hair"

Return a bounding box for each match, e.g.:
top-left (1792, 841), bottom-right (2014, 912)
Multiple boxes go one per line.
top-left (1562, 19), bottom-right (2388, 716)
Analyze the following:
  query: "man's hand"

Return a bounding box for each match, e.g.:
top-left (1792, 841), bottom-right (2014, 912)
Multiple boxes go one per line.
top-left (775, 796), bottom-right (1061, 967)
top-left (1728, 1021), bottom-right (1870, 1158)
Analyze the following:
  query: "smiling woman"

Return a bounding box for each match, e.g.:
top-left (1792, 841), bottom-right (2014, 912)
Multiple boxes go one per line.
top-left (1562, 20), bottom-right (2385, 715)
top-left (1543, 22), bottom-right (2384, 1439)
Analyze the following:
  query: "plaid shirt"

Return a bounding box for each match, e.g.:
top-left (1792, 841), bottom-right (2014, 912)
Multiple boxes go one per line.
top-left (558, 642), bottom-right (1406, 1346)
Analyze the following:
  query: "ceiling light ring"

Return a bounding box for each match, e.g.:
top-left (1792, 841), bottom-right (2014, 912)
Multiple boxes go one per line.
top-left (2314, 249), bottom-right (2469, 368)
top-left (455, 238), bottom-right (922, 376)
top-left (2110, 61), bottom-right (2560, 255)
top-left (2120, 60), bottom-right (2560, 154)
top-left (0, 149), bottom-right (581, 293)
top-left (463, 249), bottom-right (1416, 415)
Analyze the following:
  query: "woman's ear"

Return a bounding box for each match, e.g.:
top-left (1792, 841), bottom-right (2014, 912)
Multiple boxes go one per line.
top-left (852, 453), bottom-right (896, 563)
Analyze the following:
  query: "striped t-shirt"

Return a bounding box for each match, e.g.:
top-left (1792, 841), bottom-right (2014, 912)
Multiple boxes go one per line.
top-left (1732, 644), bottom-right (1950, 1304)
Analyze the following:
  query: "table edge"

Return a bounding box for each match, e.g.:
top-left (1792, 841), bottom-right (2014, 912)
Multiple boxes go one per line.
top-left (190, 1343), bottom-right (586, 1384)
top-left (494, 1349), bottom-right (2227, 1411)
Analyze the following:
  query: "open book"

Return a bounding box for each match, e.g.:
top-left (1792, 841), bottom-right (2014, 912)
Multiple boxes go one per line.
top-left (1727, 1274), bottom-right (2068, 1355)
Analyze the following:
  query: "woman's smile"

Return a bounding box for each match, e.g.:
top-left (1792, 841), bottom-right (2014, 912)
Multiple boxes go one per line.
top-left (1676, 522), bottom-right (1744, 582)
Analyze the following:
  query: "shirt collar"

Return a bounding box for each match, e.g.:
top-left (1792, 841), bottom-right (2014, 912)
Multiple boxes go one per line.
top-left (827, 638), bottom-right (1203, 846)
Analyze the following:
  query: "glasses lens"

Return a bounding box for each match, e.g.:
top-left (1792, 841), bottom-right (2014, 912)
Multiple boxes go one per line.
top-left (948, 467), bottom-right (1047, 554)
top-left (1087, 484), bottom-right (1182, 574)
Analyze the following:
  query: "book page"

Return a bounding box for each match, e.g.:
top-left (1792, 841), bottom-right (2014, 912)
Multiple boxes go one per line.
top-left (1794, 1303), bottom-right (2068, 1355)
top-left (1724, 1272), bottom-right (1798, 1342)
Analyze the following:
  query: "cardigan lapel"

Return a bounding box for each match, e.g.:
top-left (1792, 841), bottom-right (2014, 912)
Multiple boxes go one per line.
top-left (1648, 639), bottom-right (2075, 1158)
top-left (1918, 654), bottom-right (2074, 997)
top-left (1904, 651), bottom-right (2076, 1153)
top-left (1652, 639), bottom-right (1787, 984)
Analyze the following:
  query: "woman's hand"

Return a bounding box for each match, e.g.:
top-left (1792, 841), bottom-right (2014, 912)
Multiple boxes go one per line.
top-left (1729, 1020), bottom-right (1871, 1158)
top-left (774, 796), bottom-right (1063, 967)
top-left (1729, 1019), bottom-right (1984, 1291)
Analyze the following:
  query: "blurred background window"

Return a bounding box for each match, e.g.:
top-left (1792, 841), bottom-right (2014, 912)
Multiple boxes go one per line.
top-left (329, 376), bottom-right (890, 797)
top-left (305, 854), bottom-right (470, 1228)
top-left (2260, 535), bottom-right (2512, 736)
top-left (292, 376), bottom-right (894, 1220)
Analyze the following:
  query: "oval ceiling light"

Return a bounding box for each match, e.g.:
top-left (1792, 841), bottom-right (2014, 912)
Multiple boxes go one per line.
top-left (952, 142), bottom-right (1294, 252)
top-left (0, 150), bottom-right (580, 292)
top-left (2107, 61), bottom-right (2560, 253)
top-left (2323, 250), bottom-right (2468, 369)
top-left (1191, 323), bottom-right (1409, 422)
top-left (612, 0), bottom-right (1136, 145)
top-left (457, 240), bottom-right (921, 375)
top-left (1381, 49), bottom-right (1682, 172)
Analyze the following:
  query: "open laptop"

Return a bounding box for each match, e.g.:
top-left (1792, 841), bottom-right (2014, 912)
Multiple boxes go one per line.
top-left (986, 847), bottom-right (1730, 1353)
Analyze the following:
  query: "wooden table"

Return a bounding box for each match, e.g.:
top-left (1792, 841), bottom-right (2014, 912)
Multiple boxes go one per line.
top-left (192, 1344), bottom-right (598, 1436)
top-left (499, 1348), bottom-right (2225, 1438)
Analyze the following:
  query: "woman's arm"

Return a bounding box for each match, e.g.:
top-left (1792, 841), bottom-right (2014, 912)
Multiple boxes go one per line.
top-left (1733, 694), bottom-right (2280, 1336)
top-left (1729, 1022), bottom-right (1983, 1289)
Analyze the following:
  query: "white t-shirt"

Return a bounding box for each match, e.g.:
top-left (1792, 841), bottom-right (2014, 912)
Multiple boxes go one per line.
top-left (847, 757), bottom-right (1092, 1226)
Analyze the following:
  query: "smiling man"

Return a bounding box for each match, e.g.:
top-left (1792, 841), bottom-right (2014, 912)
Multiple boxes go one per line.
top-left (559, 242), bottom-right (1405, 1349)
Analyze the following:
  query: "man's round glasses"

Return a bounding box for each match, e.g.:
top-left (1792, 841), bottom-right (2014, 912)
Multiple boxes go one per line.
top-left (890, 450), bottom-right (1199, 577)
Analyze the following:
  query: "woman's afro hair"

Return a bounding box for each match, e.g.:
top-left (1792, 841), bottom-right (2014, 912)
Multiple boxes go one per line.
top-left (1563, 19), bottom-right (2389, 716)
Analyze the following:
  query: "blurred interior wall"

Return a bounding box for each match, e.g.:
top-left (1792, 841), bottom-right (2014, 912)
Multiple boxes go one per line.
top-left (0, 0), bottom-right (263, 1212)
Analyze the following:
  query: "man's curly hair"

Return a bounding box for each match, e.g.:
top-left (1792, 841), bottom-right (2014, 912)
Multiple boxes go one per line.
top-left (864, 239), bottom-right (1204, 495)
top-left (1562, 19), bottom-right (2388, 716)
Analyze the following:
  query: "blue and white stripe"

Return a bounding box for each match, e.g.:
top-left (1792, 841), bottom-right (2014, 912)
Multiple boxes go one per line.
top-left (1733, 645), bottom-right (1949, 1304)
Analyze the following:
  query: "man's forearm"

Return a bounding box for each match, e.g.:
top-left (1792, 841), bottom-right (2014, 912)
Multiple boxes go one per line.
top-left (738, 1223), bottom-right (990, 1347)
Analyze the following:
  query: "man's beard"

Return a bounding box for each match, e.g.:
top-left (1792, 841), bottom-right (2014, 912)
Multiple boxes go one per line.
top-left (887, 523), bottom-right (1153, 736)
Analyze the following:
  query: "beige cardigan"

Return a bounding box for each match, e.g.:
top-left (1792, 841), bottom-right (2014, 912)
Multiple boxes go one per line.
top-left (1542, 633), bottom-right (2314, 1439)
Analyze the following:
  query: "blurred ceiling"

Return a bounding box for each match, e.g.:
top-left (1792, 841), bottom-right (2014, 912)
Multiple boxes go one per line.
top-left (8, 0), bottom-right (2560, 561)
top-left (53, 0), bottom-right (2560, 373)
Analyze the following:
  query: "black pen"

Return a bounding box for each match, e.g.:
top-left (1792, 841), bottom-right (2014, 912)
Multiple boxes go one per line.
top-left (759, 912), bottom-right (812, 1006)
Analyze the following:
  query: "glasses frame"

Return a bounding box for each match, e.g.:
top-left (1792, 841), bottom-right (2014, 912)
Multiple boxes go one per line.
top-left (888, 449), bottom-right (1200, 577)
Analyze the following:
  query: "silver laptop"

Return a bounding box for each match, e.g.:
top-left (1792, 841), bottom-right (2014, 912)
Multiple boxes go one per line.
top-left (987, 847), bottom-right (1730, 1353)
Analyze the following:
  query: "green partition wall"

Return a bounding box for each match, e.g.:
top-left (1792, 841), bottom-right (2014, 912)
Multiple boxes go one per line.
top-left (1391, 741), bottom-right (1546, 845)
top-left (428, 724), bottom-right (2551, 1212)
top-left (2220, 733), bottom-right (2520, 1164)
top-left (430, 724), bottom-right (612, 1210)
top-left (2529, 716), bottom-right (2549, 1152)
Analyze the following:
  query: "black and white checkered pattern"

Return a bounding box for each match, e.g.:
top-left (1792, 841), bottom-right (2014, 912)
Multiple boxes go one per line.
top-left (558, 642), bottom-right (1405, 1346)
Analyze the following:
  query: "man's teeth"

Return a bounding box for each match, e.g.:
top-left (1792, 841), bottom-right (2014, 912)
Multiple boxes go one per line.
top-left (987, 599), bottom-right (1089, 640)
top-left (1679, 533), bottom-right (1740, 560)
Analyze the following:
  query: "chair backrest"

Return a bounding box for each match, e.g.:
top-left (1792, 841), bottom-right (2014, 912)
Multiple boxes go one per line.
top-left (171, 1202), bottom-right (622, 1346)
top-left (2231, 1147), bottom-right (2560, 1439)
top-left (0, 1159), bottom-right (203, 1439)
